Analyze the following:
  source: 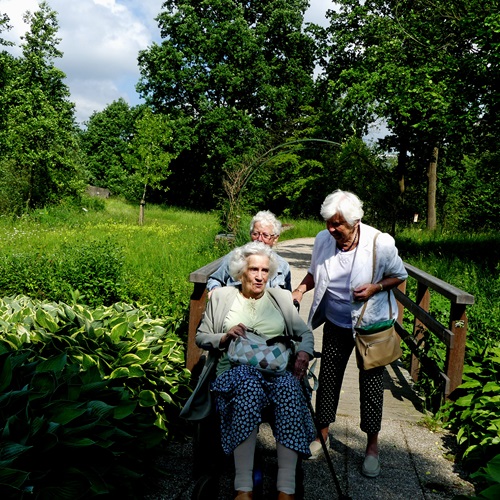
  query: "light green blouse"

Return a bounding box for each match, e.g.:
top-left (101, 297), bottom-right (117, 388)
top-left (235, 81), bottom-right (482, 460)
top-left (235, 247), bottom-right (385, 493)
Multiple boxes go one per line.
top-left (217, 292), bottom-right (285, 375)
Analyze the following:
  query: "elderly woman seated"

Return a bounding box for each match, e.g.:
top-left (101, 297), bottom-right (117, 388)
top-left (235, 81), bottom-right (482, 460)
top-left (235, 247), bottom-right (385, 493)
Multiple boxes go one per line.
top-left (182, 241), bottom-right (315, 500)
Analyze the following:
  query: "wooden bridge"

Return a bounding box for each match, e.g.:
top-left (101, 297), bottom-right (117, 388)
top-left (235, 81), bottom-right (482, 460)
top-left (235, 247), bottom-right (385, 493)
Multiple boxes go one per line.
top-left (186, 237), bottom-right (474, 407)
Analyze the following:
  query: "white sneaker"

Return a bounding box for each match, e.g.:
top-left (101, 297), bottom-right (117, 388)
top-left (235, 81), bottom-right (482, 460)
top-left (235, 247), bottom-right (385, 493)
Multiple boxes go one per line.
top-left (308, 439), bottom-right (329, 460)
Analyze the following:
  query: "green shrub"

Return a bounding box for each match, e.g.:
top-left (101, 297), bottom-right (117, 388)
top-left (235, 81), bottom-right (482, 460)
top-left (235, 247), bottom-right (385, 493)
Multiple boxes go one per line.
top-left (0, 240), bottom-right (123, 307)
top-left (468, 454), bottom-right (500, 499)
top-left (0, 296), bottom-right (191, 498)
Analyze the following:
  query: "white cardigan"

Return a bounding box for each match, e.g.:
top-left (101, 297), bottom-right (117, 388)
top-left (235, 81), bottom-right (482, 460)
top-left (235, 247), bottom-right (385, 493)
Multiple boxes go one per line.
top-left (307, 223), bottom-right (408, 331)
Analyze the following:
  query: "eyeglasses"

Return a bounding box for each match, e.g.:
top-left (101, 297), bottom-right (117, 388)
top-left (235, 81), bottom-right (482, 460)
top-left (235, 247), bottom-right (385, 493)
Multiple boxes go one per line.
top-left (251, 231), bottom-right (275, 241)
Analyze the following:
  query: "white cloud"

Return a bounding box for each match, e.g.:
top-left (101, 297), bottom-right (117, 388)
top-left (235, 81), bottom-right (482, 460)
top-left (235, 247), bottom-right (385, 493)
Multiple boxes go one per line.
top-left (0, 1), bottom-right (331, 125)
top-left (2, 0), bottom-right (162, 124)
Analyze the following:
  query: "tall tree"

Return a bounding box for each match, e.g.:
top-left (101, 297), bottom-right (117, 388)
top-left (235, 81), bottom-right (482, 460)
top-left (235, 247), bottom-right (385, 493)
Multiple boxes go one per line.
top-left (80, 99), bottom-right (137, 198)
top-left (126, 108), bottom-right (181, 223)
top-left (0, 2), bottom-right (83, 212)
top-left (319, 0), bottom-right (498, 228)
top-left (136, 0), bottom-right (317, 210)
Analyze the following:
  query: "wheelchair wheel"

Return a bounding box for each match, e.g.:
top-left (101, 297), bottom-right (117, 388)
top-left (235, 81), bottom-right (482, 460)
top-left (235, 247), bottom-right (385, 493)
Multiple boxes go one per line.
top-left (191, 474), bottom-right (219, 500)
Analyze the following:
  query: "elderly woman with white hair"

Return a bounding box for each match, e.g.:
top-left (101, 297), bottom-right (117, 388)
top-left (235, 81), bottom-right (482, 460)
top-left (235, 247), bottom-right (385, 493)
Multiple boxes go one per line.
top-left (292, 190), bottom-right (407, 478)
top-left (182, 241), bottom-right (315, 499)
top-left (207, 210), bottom-right (291, 295)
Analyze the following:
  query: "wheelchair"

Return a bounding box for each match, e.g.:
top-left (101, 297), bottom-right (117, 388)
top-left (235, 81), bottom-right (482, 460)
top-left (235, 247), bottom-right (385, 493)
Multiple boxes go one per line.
top-left (189, 357), bottom-right (309, 500)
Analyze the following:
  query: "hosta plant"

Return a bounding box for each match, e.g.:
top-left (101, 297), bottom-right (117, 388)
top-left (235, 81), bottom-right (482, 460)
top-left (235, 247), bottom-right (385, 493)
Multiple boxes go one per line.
top-left (0, 296), bottom-right (191, 498)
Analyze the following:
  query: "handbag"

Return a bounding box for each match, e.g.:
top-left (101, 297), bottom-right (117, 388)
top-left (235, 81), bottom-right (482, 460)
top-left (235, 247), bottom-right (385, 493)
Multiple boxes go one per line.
top-left (227, 328), bottom-right (291, 375)
top-left (354, 233), bottom-right (402, 370)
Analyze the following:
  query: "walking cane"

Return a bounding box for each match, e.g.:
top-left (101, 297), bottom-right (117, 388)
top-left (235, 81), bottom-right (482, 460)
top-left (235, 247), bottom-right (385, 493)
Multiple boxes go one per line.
top-left (293, 299), bottom-right (350, 498)
top-left (301, 376), bottom-right (351, 500)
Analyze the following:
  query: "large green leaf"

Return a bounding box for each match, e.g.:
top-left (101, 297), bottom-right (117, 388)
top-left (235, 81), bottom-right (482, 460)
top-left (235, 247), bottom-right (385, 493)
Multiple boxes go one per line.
top-left (110, 321), bottom-right (129, 341)
top-left (29, 372), bottom-right (56, 399)
top-left (35, 308), bottom-right (59, 333)
top-left (455, 393), bottom-right (474, 406)
top-left (138, 390), bottom-right (157, 407)
top-left (36, 353), bottom-right (67, 373)
top-left (0, 442), bottom-right (32, 462)
top-left (0, 468), bottom-right (30, 488)
top-left (43, 402), bottom-right (87, 425)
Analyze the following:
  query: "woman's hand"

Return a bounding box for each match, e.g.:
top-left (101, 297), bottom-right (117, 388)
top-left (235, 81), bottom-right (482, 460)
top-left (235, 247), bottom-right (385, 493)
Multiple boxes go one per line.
top-left (293, 351), bottom-right (310, 380)
top-left (220, 322), bottom-right (247, 347)
top-left (352, 283), bottom-right (379, 302)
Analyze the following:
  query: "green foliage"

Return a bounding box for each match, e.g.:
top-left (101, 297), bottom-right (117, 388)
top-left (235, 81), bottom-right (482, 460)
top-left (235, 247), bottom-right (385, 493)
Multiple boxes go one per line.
top-left (137, 0), bottom-right (317, 209)
top-left (319, 0), bottom-right (500, 231)
top-left (467, 454), bottom-right (500, 500)
top-left (0, 240), bottom-right (123, 307)
top-left (0, 199), bottom-right (226, 328)
top-left (444, 152), bottom-right (500, 231)
top-left (396, 229), bottom-right (500, 486)
top-left (125, 108), bottom-right (187, 205)
top-left (0, 2), bottom-right (85, 213)
top-left (437, 343), bottom-right (500, 470)
top-left (0, 296), bottom-right (191, 498)
top-left (79, 99), bottom-right (137, 198)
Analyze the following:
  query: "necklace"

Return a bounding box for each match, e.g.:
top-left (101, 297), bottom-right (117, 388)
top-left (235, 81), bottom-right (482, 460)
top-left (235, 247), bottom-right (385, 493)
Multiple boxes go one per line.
top-left (339, 227), bottom-right (359, 252)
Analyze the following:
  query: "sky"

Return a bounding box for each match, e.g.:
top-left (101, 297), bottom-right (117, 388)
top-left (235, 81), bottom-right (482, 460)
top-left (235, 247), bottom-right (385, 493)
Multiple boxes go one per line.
top-left (1, 0), bottom-right (334, 126)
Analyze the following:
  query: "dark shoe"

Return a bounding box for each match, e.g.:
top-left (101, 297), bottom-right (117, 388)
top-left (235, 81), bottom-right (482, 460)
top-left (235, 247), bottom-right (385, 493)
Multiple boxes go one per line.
top-left (362, 455), bottom-right (381, 478)
top-left (277, 493), bottom-right (295, 500)
top-left (235, 491), bottom-right (253, 500)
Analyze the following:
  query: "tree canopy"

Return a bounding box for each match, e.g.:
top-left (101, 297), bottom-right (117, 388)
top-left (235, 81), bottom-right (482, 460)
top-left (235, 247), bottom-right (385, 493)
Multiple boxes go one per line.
top-left (1, 0), bottom-right (499, 231)
top-left (136, 0), bottom-right (318, 211)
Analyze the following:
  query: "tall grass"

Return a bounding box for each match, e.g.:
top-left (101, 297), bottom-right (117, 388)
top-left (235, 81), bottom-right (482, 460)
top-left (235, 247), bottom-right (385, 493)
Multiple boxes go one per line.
top-left (396, 228), bottom-right (500, 346)
top-left (0, 199), bottom-right (225, 330)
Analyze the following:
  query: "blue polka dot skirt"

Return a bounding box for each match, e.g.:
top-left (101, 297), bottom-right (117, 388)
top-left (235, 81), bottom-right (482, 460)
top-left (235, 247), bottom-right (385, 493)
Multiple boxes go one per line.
top-left (211, 365), bottom-right (315, 457)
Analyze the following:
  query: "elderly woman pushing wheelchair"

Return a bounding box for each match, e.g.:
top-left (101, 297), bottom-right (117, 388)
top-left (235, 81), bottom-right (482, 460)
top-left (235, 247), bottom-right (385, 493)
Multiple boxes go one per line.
top-left (182, 241), bottom-right (315, 500)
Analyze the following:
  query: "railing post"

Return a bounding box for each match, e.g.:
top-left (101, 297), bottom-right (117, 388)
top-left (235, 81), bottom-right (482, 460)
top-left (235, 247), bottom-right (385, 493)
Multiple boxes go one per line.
top-left (186, 282), bottom-right (207, 372)
top-left (445, 303), bottom-right (468, 397)
top-left (410, 282), bottom-right (430, 383)
top-left (396, 281), bottom-right (406, 324)
top-left (186, 256), bottom-right (224, 372)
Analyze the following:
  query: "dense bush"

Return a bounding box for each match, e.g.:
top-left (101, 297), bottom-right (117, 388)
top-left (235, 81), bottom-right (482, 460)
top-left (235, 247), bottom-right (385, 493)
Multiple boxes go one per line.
top-left (0, 296), bottom-right (191, 498)
top-left (0, 240), bottom-right (123, 307)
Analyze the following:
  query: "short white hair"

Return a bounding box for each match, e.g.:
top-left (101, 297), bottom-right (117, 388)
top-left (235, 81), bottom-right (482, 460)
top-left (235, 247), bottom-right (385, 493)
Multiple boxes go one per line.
top-left (250, 210), bottom-right (282, 236)
top-left (320, 190), bottom-right (364, 227)
top-left (228, 241), bottom-right (278, 281)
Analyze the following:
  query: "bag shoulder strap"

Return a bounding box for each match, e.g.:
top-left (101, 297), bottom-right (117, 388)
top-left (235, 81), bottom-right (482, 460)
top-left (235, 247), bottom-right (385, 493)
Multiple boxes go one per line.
top-left (355, 232), bottom-right (391, 328)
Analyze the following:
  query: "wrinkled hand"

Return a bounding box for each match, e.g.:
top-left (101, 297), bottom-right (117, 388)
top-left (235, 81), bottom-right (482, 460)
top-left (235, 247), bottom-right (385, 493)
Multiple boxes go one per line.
top-left (220, 323), bottom-right (247, 347)
top-left (293, 351), bottom-right (310, 380)
top-left (352, 283), bottom-right (379, 302)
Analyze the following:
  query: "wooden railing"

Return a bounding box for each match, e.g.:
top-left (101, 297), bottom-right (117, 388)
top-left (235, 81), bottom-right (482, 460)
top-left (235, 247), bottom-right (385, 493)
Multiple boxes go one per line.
top-left (394, 263), bottom-right (474, 399)
top-left (187, 259), bottom-right (474, 402)
top-left (186, 257), bottom-right (224, 372)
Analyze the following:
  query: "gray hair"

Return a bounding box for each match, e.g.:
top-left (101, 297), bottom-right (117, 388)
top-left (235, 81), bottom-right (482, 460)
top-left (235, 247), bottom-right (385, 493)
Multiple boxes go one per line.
top-left (320, 190), bottom-right (364, 227)
top-left (249, 210), bottom-right (282, 236)
top-left (228, 241), bottom-right (279, 281)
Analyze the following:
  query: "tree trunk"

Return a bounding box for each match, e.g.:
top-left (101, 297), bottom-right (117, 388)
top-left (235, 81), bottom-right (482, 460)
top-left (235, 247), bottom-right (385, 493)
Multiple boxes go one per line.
top-left (427, 146), bottom-right (438, 231)
top-left (138, 184), bottom-right (147, 225)
top-left (393, 132), bottom-right (409, 234)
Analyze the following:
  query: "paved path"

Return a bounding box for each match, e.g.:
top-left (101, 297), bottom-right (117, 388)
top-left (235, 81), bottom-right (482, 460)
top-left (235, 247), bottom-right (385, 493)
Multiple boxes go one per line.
top-left (144, 238), bottom-right (475, 500)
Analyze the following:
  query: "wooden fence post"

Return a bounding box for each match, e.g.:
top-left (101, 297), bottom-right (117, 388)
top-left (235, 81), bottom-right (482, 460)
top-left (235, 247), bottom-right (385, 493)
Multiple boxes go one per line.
top-left (186, 282), bottom-right (207, 372)
top-left (410, 282), bottom-right (430, 383)
top-left (446, 303), bottom-right (468, 397)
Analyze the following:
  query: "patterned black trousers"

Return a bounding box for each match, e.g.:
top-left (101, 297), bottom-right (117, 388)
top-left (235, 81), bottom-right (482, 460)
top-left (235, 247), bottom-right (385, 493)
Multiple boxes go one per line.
top-left (315, 320), bottom-right (385, 435)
